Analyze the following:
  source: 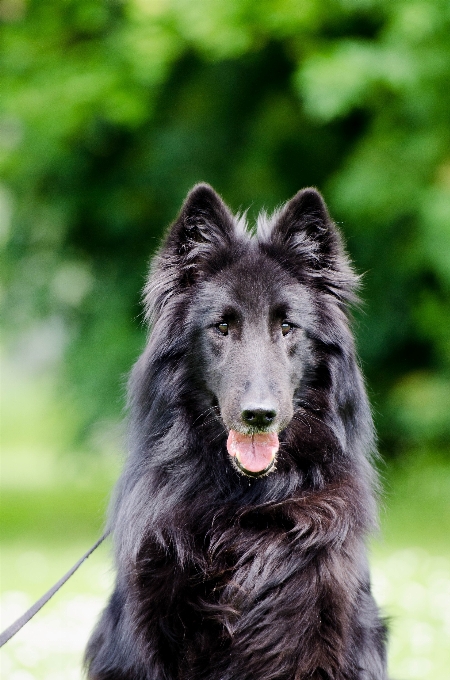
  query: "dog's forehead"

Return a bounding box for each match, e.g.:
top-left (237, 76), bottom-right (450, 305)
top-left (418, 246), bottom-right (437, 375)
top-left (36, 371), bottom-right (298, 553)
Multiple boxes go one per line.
top-left (197, 250), bottom-right (310, 316)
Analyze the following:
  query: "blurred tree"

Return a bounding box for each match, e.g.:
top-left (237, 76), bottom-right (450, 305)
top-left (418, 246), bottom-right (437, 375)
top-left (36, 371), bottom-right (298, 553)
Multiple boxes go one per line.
top-left (1, 0), bottom-right (449, 453)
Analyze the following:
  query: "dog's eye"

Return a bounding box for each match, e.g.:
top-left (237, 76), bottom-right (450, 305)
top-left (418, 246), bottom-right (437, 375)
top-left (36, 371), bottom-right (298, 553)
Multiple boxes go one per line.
top-left (217, 322), bottom-right (228, 336)
top-left (281, 321), bottom-right (293, 336)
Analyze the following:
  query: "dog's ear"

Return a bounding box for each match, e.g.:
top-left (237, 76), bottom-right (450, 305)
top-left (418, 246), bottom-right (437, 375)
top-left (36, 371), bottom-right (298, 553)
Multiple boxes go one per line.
top-left (144, 184), bottom-right (235, 321)
top-left (269, 188), bottom-right (358, 299)
top-left (272, 188), bottom-right (337, 262)
top-left (165, 184), bottom-right (235, 273)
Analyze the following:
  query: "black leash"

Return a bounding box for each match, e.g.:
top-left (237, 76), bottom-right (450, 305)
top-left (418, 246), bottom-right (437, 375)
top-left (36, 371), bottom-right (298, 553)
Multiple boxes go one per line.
top-left (0, 532), bottom-right (109, 648)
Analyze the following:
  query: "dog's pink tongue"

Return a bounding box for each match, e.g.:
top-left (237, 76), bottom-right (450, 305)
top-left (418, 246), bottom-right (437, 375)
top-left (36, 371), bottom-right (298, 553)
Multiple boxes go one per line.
top-left (227, 431), bottom-right (279, 473)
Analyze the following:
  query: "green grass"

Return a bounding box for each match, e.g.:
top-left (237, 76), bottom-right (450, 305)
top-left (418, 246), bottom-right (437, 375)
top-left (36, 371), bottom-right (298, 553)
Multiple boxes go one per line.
top-left (377, 450), bottom-right (450, 554)
top-left (0, 541), bottom-right (113, 680)
top-left (372, 548), bottom-right (450, 679)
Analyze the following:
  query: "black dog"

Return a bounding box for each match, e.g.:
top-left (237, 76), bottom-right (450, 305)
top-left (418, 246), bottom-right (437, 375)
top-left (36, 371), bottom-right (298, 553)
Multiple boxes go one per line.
top-left (86, 185), bottom-right (387, 679)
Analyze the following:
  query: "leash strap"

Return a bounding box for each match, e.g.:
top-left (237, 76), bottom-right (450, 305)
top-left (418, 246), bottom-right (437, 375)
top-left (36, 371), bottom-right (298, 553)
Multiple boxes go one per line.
top-left (0, 532), bottom-right (109, 648)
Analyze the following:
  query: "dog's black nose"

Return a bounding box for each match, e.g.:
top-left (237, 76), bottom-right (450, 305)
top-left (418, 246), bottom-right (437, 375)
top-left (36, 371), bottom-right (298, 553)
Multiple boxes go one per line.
top-left (242, 408), bottom-right (276, 429)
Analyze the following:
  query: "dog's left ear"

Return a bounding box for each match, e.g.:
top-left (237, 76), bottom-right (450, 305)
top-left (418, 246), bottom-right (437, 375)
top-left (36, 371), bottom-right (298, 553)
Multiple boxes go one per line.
top-left (270, 188), bottom-right (358, 297)
top-left (272, 188), bottom-right (337, 263)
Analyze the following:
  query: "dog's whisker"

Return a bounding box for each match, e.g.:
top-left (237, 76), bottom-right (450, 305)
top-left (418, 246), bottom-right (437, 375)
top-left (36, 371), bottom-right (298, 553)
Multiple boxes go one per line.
top-left (292, 414), bottom-right (312, 434)
top-left (209, 428), bottom-right (228, 444)
top-left (192, 406), bottom-right (218, 426)
top-left (199, 417), bottom-right (222, 428)
top-left (294, 408), bottom-right (323, 425)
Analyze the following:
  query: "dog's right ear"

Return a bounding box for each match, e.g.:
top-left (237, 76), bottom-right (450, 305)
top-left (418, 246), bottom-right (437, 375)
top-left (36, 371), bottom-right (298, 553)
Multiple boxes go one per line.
top-left (144, 184), bottom-right (235, 320)
top-left (165, 183), bottom-right (235, 272)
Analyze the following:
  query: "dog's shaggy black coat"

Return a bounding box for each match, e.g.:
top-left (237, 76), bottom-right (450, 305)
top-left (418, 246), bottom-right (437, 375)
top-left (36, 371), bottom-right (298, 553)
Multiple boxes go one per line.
top-left (86, 185), bottom-right (388, 680)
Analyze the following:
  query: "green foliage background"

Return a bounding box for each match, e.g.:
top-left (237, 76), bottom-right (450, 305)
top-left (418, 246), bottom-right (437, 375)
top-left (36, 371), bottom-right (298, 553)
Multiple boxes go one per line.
top-left (2, 0), bottom-right (449, 452)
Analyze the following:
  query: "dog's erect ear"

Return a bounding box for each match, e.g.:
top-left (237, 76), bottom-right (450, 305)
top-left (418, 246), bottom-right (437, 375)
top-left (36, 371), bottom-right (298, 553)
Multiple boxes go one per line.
top-left (269, 188), bottom-right (358, 299)
top-left (165, 184), bottom-right (235, 269)
top-left (144, 184), bottom-right (236, 321)
top-left (272, 188), bottom-right (337, 262)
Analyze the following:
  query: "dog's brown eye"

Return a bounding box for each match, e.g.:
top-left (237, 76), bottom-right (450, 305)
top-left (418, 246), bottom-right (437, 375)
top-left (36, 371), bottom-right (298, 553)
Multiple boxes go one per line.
top-left (217, 322), bottom-right (228, 336)
top-left (281, 321), bottom-right (292, 336)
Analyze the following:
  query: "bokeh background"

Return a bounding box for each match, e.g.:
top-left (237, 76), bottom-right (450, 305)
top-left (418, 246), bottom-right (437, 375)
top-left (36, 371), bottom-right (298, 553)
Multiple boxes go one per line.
top-left (1, 1), bottom-right (449, 678)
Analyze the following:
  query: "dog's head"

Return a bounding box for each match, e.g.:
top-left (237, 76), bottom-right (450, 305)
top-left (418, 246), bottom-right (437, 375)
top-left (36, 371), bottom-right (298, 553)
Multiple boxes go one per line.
top-left (143, 185), bottom-right (360, 477)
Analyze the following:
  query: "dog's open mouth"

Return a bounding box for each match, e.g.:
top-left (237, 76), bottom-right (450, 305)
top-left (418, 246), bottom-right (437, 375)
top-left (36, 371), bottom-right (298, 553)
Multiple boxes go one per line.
top-left (227, 430), bottom-right (279, 477)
